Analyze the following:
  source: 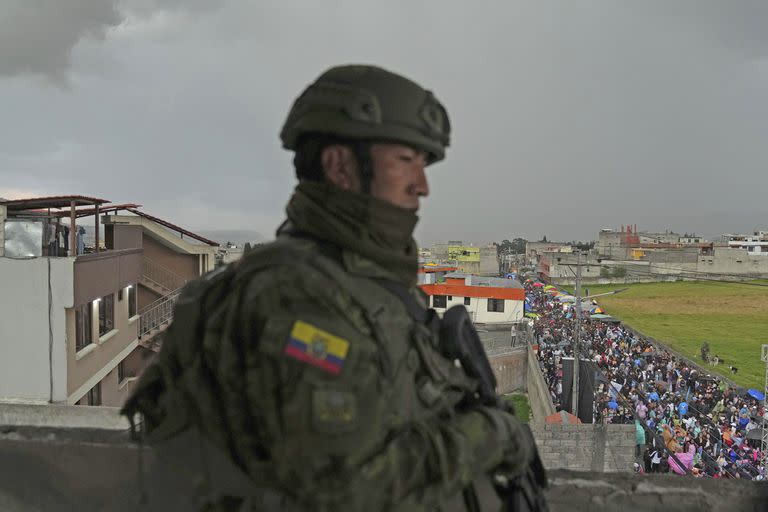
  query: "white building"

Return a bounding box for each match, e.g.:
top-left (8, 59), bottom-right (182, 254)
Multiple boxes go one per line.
top-left (724, 231), bottom-right (768, 255)
top-left (0, 196), bottom-right (142, 406)
top-left (419, 273), bottom-right (525, 325)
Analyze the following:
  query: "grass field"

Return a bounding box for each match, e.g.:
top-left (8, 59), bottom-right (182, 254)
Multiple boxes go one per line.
top-left (503, 393), bottom-right (531, 422)
top-left (566, 281), bottom-right (768, 389)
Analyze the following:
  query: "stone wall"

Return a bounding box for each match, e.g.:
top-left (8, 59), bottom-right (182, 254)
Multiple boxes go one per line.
top-left (531, 421), bottom-right (636, 473)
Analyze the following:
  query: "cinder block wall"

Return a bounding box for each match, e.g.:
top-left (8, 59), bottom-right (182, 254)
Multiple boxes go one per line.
top-left (489, 348), bottom-right (527, 394)
top-left (531, 422), bottom-right (636, 473)
top-left (526, 346), bottom-right (557, 420)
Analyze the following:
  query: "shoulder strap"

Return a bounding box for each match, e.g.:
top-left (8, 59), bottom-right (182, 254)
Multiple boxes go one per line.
top-left (372, 278), bottom-right (429, 324)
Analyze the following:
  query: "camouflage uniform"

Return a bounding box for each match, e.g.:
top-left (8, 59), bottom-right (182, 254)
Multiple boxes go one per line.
top-left (122, 65), bottom-right (534, 511)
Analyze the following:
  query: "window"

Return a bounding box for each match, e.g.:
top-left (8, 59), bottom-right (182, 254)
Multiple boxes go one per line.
top-left (78, 382), bottom-right (101, 406)
top-left (119, 360), bottom-right (136, 383)
top-left (487, 298), bottom-right (505, 312)
top-left (118, 289), bottom-right (123, 301)
top-left (75, 303), bottom-right (93, 351)
top-left (128, 285), bottom-right (137, 318)
top-left (464, 297), bottom-right (471, 306)
top-left (98, 293), bottom-right (114, 337)
top-left (432, 295), bottom-right (447, 308)
top-left (87, 382), bottom-right (101, 406)
top-left (447, 295), bottom-right (453, 300)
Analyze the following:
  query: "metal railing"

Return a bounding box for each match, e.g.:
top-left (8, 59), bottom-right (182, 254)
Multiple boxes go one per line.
top-left (138, 289), bottom-right (181, 338)
top-left (141, 256), bottom-right (189, 293)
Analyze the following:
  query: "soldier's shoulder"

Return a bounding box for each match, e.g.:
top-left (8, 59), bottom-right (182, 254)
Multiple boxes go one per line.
top-left (223, 236), bottom-right (353, 316)
top-left (238, 236), bottom-right (339, 284)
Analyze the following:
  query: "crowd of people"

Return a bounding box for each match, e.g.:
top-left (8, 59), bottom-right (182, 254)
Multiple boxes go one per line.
top-left (525, 281), bottom-right (766, 480)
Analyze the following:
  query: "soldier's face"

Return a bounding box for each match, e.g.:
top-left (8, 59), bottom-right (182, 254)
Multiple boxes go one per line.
top-left (368, 143), bottom-right (429, 211)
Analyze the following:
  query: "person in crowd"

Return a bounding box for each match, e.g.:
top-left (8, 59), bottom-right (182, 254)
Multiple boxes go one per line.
top-left (525, 280), bottom-right (765, 480)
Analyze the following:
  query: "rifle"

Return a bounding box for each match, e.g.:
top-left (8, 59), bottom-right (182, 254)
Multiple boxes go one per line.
top-left (373, 280), bottom-right (549, 511)
top-left (441, 305), bottom-right (550, 512)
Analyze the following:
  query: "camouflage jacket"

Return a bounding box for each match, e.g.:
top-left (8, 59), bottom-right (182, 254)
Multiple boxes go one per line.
top-left (123, 234), bottom-right (530, 511)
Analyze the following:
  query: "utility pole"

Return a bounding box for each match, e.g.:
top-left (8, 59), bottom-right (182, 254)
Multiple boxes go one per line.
top-left (572, 251), bottom-right (582, 417)
top-left (762, 344), bottom-right (768, 470)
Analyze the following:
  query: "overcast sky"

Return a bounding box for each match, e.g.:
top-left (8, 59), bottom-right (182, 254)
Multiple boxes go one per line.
top-left (1, 1), bottom-right (766, 245)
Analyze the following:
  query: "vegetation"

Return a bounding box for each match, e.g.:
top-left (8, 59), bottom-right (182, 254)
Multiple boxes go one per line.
top-left (577, 281), bottom-right (768, 389)
top-left (497, 238), bottom-right (528, 256)
top-left (503, 393), bottom-right (531, 422)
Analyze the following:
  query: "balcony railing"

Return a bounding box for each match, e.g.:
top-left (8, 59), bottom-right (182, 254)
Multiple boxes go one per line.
top-left (138, 289), bottom-right (181, 338)
top-left (141, 257), bottom-right (188, 293)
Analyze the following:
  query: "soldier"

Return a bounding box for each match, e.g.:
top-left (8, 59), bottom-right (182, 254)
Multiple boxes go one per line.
top-left (122, 65), bottom-right (540, 511)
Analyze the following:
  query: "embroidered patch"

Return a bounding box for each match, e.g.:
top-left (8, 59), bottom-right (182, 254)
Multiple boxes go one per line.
top-left (283, 320), bottom-right (350, 375)
top-left (312, 389), bottom-right (358, 433)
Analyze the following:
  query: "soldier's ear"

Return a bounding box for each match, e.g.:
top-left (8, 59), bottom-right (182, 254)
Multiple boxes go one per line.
top-left (321, 145), bottom-right (360, 192)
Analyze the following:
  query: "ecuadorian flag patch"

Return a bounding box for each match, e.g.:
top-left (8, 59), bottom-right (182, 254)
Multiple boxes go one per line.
top-left (283, 320), bottom-right (350, 375)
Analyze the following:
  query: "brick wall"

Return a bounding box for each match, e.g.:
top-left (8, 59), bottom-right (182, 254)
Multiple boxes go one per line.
top-left (532, 422), bottom-right (636, 473)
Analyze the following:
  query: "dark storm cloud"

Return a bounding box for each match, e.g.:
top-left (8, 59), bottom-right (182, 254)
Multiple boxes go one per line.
top-left (0, 0), bottom-right (121, 82)
top-left (0, 1), bottom-right (766, 244)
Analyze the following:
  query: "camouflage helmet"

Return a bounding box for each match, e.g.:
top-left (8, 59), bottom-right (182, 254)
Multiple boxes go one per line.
top-left (280, 65), bottom-right (451, 164)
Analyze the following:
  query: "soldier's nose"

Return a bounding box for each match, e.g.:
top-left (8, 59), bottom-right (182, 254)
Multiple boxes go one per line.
top-left (413, 166), bottom-right (429, 197)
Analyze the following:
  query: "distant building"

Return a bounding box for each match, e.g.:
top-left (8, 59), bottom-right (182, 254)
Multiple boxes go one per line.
top-left (430, 241), bottom-right (499, 275)
top-left (597, 229), bottom-right (629, 259)
top-left (638, 230), bottom-right (680, 245)
top-left (678, 234), bottom-right (703, 245)
top-left (0, 196), bottom-right (218, 407)
top-left (525, 241), bottom-right (572, 260)
top-left (417, 264), bottom-right (458, 285)
top-left (420, 273), bottom-right (525, 325)
top-left (724, 231), bottom-right (768, 256)
top-left (102, 209), bottom-right (218, 353)
top-left (0, 196), bottom-right (141, 406)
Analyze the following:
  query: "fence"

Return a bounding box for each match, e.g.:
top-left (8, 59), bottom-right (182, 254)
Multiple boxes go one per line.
top-left (141, 257), bottom-right (188, 292)
top-left (138, 289), bottom-right (181, 338)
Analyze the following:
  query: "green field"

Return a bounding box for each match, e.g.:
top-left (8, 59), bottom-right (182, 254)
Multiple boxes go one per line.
top-left (503, 393), bottom-right (531, 422)
top-left (568, 281), bottom-right (768, 389)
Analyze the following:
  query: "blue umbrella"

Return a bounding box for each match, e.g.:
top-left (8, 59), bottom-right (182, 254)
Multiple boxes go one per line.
top-left (678, 402), bottom-right (688, 416)
top-left (748, 388), bottom-right (765, 401)
top-left (608, 401), bottom-right (619, 410)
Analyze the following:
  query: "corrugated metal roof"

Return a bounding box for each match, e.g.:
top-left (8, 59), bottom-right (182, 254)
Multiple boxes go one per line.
top-left (50, 203), bottom-right (142, 218)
